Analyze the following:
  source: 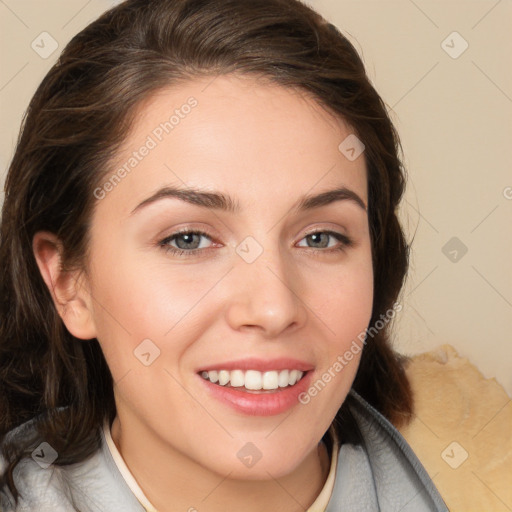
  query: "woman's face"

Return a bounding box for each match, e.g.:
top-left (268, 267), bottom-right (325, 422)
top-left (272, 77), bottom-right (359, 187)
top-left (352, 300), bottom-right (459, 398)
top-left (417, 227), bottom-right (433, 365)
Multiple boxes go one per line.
top-left (82, 74), bottom-right (373, 479)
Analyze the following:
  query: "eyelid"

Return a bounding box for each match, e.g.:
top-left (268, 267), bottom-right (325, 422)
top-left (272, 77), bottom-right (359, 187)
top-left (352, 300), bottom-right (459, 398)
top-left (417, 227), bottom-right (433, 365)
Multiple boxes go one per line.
top-left (302, 225), bottom-right (349, 239)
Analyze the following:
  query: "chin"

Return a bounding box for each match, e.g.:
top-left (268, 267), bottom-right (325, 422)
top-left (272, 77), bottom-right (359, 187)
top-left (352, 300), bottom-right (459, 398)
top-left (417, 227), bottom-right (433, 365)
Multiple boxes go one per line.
top-left (198, 437), bottom-right (315, 481)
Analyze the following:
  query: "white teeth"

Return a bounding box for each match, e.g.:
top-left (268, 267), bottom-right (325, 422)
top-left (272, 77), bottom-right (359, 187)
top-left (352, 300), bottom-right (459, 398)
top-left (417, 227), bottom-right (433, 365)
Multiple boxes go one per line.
top-left (278, 369), bottom-right (289, 388)
top-left (230, 370), bottom-right (244, 387)
top-left (289, 369), bottom-right (300, 386)
top-left (200, 369), bottom-right (305, 390)
top-left (218, 370), bottom-right (230, 386)
top-left (262, 371), bottom-right (279, 390)
top-left (245, 370), bottom-right (262, 390)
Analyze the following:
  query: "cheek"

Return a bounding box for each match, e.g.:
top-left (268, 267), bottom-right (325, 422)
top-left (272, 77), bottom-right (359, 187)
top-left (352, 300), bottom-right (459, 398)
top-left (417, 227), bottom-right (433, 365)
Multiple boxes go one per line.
top-left (305, 251), bottom-right (373, 409)
top-left (85, 247), bottom-right (219, 378)
top-left (294, 252), bottom-right (373, 441)
top-left (312, 252), bottom-right (374, 346)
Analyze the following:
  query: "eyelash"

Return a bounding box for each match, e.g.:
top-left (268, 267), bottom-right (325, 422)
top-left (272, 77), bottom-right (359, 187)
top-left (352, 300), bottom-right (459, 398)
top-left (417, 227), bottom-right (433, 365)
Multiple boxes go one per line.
top-left (158, 228), bottom-right (353, 258)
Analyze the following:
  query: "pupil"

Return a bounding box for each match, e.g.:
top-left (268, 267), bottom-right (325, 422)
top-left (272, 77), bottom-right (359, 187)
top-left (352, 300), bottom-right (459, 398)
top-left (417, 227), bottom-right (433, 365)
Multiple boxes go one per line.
top-left (177, 233), bottom-right (199, 249)
top-left (310, 233), bottom-right (327, 248)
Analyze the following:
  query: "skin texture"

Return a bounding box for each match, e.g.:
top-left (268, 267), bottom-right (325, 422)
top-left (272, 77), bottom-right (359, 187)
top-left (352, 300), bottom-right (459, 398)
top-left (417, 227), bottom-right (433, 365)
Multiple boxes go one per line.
top-left (33, 74), bottom-right (373, 511)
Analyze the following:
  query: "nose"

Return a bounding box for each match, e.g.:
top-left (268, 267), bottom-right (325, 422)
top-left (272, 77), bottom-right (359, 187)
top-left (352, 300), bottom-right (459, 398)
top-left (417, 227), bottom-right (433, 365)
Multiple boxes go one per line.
top-left (223, 242), bottom-right (307, 338)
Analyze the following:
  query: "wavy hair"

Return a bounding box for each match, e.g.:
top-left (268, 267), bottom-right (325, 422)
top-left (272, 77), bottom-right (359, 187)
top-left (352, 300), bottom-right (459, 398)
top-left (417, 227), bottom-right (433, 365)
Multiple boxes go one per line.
top-left (0, 0), bottom-right (412, 501)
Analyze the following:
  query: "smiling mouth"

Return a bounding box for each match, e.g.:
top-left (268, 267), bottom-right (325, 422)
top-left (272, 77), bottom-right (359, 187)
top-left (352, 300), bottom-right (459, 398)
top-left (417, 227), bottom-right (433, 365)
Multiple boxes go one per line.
top-left (199, 369), bottom-right (307, 393)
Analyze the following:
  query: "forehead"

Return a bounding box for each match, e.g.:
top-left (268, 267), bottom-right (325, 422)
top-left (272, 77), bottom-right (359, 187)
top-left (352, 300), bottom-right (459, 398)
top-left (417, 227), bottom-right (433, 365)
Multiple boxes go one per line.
top-left (95, 73), bottom-right (368, 217)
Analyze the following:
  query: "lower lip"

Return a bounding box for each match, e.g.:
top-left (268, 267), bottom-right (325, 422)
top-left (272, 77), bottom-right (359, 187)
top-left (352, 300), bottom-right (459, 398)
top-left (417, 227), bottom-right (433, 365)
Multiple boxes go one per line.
top-left (198, 372), bottom-right (313, 416)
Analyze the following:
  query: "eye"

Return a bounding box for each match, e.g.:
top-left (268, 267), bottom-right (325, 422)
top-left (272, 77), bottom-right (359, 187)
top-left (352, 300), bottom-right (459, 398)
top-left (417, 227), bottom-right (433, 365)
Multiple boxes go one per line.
top-left (158, 228), bottom-right (353, 258)
top-left (159, 229), bottom-right (216, 257)
top-left (296, 230), bottom-right (353, 252)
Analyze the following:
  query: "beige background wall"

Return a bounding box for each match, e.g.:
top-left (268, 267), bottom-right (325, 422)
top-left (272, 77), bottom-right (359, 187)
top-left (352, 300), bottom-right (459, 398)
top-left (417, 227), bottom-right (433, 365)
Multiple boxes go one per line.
top-left (311, 0), bottom-right (512, 398)
top-left (1, 1), bottom-right (511, 395)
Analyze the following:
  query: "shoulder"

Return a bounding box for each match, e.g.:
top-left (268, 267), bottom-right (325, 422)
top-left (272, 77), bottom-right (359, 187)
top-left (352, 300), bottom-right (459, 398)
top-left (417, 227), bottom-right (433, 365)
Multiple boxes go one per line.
top-left (0, 458), bottom-right (74, 511)
top-left (0, 417), bottom-right (75, 511)
top-left (1, 416), bottom-right (146, 512)
top-left (327, 390), bottom-right (449, 512)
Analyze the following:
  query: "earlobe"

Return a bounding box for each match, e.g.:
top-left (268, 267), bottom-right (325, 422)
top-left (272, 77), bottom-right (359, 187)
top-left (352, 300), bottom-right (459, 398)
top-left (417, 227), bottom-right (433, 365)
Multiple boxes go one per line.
top-left (32, 231), bottom-right (97, 340)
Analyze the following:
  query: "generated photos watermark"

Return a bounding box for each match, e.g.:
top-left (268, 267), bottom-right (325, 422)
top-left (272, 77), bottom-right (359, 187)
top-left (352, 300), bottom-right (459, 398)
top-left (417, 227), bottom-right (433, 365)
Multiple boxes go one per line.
top-left (93, 96), bottom-right (198, 200)
top-left (298, 302), bottom-right (402, 404)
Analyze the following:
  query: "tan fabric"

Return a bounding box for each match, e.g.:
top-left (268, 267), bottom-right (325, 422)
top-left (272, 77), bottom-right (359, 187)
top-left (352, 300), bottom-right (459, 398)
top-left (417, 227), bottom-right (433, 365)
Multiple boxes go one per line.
top-left (307, 426), bottom-right (339, 512)
top-left (398, 344), bottom-right (512, 511)
top-left (103, 421), bottom-right (158, 512)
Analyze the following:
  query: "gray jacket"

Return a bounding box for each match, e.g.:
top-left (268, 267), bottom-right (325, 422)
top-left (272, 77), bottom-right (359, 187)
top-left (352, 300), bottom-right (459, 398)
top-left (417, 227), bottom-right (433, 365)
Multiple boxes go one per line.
top-left (0, 390), bottom-right (448, 511)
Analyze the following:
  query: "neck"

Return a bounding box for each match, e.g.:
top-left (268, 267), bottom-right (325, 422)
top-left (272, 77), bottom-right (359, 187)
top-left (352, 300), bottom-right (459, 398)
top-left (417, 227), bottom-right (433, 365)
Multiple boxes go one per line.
top-left (110, 416), bottom-right (332, 512)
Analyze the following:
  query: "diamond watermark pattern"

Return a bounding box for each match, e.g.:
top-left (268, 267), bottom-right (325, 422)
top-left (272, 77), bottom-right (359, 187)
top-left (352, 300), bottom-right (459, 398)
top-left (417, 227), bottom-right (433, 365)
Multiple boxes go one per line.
top-left (134, 338), bottom-right (161, 366)
top-left (441, 441), bottom-right (469, 469)
top-left (237, 442), bottom-right (262, 468)
top-left (338, 134), bottom-right (365, 161)
top-left (236, 236), bottom-right (264, 264)
top-left (441, 31), bottom-right (469, 59)
top-left (31, 442), bottom-right (58, 469)
top-left (442, 237), bottom-right (468, 263)
top-left (31, 32), bottom-right (59, 59)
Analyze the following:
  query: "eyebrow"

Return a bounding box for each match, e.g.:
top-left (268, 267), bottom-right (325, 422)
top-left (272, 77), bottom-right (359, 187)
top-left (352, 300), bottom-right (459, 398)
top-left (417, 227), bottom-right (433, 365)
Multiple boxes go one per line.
top-left (130, 185), bottom-right (367, 216)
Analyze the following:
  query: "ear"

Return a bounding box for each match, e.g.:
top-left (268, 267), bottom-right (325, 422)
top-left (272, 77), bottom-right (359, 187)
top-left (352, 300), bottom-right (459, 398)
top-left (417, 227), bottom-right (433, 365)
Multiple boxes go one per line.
top-left (32, 231), bottom-right (97, 340)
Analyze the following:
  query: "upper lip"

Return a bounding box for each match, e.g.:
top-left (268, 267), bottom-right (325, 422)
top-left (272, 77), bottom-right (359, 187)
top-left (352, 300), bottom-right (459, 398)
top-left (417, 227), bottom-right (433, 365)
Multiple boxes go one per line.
top-left (196, 357), bottom-right (314, 373)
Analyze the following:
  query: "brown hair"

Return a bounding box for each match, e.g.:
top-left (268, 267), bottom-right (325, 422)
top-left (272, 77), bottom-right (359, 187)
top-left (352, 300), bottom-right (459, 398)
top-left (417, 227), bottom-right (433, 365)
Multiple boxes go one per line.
top-left (0, 0), bottom-right (412, 501)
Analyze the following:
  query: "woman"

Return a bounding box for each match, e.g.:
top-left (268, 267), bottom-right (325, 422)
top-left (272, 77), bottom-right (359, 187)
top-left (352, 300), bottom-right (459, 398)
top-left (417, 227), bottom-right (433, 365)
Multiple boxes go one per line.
top-left (0, 0), bottom-right (448, 510)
